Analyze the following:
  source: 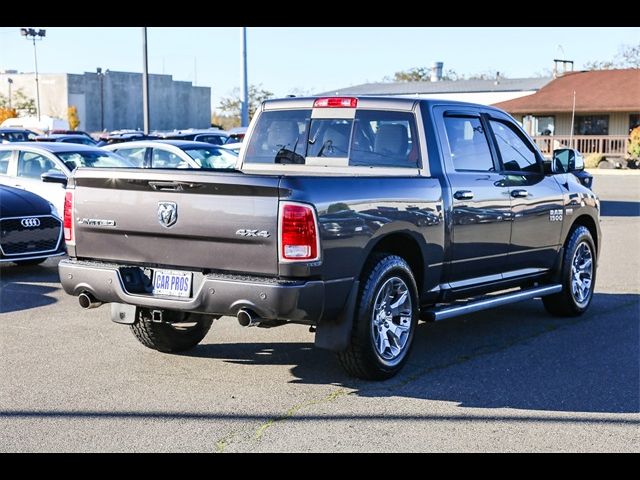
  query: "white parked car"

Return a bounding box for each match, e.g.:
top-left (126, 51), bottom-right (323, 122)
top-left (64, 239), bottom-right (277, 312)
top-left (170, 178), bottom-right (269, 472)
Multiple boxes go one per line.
top-left (101, 140), bottom-right (238, 170)
top-left (0, 142), bottom-right (133, 215)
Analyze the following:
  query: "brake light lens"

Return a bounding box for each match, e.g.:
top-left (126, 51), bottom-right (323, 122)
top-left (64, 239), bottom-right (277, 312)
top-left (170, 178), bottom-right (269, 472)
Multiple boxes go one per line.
top-left (63, 191), bottom-right (73, 242)
top-left (313, 97), bottom-right (358, 108)
top-left (280, 203), bottom-right (319, 261)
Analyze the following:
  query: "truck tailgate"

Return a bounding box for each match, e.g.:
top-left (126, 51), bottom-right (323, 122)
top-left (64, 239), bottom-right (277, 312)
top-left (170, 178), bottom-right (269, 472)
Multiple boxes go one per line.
top-left (71, 169), bottom-right (281, 275)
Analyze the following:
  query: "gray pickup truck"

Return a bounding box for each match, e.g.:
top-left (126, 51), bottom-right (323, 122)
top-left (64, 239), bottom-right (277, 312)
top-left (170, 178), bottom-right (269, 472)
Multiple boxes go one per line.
top-left (59, 97), bottom-right (601, 379)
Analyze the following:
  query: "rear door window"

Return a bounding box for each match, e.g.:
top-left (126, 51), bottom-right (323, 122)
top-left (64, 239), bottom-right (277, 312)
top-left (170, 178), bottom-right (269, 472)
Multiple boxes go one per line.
top-left (0, 151), bottom-right (12, 174)
top-left (151, 148), bottom-right (187, 168)
top-left (113, 147), bottom-right (147, 167)
top-left (443, 116), bottom-right (495, 172)
top-left (17, 151), bottom-right (63, 179)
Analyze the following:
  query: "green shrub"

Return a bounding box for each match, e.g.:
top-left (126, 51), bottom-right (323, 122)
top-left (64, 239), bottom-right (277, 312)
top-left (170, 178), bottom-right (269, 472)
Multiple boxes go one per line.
top-left (628, 126), bottom-right (640, 159)
top-left (585, 153), bottom-right (604, 169)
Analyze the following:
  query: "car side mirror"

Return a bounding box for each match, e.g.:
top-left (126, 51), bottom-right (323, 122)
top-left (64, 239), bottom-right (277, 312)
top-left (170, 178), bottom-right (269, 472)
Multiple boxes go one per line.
top-left (41, 171), bottom-right (67, 185)
top-left (552, 148), bottom-right (584, 173)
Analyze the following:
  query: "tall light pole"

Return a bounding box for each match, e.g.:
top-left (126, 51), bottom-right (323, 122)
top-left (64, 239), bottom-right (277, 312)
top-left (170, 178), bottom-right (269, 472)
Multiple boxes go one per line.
top-left (240, 27), bottom-right (249, 127)
top-left (96, 68), bottom-right (105, 131)
top-left (20, 28), bottom-right (46, 122)
top-left (7, 78), bottom-right (12, 110)
top-left (142, 27), bottom-right (150, 134)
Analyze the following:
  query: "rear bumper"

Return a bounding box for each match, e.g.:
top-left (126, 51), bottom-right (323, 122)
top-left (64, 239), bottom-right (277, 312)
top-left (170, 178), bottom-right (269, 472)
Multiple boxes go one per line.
top-left (59, 259), bottom-right (352, 324)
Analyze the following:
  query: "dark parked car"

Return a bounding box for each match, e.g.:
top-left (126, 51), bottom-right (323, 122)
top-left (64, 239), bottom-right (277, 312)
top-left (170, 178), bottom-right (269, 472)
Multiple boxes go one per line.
top-left (0, 128), bottom-right (38, 143)
top-left (35, 134), bottom-right (97, 146)
top-left (0, 184), bottom-right (65, 265)
top-left (95, 132), bottom-right (159, 147)
top-left (50, 130), bottom-right (94, 140)
top-left (154, 129), bottom-right (229, 146)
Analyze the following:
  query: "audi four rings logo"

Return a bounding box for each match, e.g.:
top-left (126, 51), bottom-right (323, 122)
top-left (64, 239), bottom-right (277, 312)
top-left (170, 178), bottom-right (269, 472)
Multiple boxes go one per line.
top-left (21, 218), bottom-right (41, 228)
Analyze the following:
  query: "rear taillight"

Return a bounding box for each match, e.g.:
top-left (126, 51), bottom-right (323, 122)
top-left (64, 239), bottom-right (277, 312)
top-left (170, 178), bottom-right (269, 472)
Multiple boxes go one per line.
top-left (313, 97), bottom-right (357, 108)
top-left (63, 191), bottom-right (74, 243)
top-left (279, 202), bottom-right (319, 262)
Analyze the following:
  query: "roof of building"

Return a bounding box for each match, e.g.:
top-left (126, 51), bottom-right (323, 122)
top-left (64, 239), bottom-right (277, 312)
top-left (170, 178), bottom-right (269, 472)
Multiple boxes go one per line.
top-left (317, 77), bottom-right (551, 96)
top-left (493, 68), bottom-right (640, 113)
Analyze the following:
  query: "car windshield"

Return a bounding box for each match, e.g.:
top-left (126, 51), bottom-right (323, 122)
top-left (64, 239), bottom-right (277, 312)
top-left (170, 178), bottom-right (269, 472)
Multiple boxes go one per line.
top-left (183, 147), bottom-right (238, 169)
top-left (56, 150), bottom-right (134, 169)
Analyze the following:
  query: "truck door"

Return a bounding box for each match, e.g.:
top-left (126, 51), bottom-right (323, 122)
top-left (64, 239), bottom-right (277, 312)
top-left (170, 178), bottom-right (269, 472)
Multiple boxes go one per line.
top-left (485, 115), bottom-right (564, 271)
top-left (438, 110), bottom-right (512, 284)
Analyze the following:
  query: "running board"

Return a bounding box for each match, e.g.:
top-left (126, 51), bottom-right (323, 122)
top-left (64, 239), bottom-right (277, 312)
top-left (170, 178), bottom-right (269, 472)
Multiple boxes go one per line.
top-left (424, 284), bottom-right (562, 322)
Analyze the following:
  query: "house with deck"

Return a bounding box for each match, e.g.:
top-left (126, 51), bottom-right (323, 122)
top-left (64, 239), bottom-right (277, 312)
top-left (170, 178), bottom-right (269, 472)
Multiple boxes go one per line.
top-left (493, 68), bottom-right (640, 160)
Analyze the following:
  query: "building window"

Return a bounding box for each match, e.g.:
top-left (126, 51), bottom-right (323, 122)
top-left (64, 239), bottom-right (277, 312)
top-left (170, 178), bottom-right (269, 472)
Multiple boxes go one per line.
top-left (629, 114), bottom-right (640, 133)
top-left (533, 116), bottom-right (555, 135)
top-left (574, 115), bottom-right (609, 135)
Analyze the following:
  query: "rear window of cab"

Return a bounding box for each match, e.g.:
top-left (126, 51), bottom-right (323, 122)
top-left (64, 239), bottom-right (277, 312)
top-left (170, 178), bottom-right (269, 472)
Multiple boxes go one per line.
top-left (244, 109), bottom-right (420, 168)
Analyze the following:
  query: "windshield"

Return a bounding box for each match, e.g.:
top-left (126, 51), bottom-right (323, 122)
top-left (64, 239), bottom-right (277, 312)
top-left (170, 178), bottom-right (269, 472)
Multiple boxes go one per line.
top-left (56, 150), bottom-right (134, 170)
top-left (183, 147), bottom-right (238, 169)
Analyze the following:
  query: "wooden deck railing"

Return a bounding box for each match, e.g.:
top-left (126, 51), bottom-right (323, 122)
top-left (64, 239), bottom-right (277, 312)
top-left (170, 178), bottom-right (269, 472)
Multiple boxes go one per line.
top-left (532, 135), bottom-right (629, 158)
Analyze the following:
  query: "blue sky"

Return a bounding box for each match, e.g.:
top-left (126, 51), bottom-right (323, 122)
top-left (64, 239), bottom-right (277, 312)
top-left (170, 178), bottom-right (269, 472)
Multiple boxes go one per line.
top-left (0, 27), bottom-right (637, 111)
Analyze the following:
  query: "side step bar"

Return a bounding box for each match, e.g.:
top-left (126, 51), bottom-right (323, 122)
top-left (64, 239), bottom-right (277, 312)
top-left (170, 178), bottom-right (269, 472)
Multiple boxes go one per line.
top-left (424, 284), bottom-right (562, 322)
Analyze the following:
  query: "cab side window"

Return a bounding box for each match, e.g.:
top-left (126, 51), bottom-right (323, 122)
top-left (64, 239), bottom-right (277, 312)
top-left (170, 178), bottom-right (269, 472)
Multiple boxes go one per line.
top-left (443, 116), bottom-right (495, 172)
top-left (489, 120), bottom-right (540, 173)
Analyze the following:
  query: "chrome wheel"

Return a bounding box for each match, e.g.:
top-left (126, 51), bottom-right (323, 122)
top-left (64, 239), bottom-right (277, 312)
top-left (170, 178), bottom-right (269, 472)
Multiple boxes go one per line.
top-left (371, 277), bottom-right (413, 365)
top-left (571, 241), bottom-right (593, 307)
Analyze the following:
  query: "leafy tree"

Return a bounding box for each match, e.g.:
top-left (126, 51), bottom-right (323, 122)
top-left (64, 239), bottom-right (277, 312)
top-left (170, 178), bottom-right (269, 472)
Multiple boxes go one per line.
top-left (218, 84), bottom-right (274, 123)
top-left (628, 126), bottom-right (640, 159)
top-left (391, 67), bottom-right (502, 82)
top-left (13, 89), bottom-right (36, 116)
top-left (583, 42), bottom-right (640, 70)
top-left (68, 106), bottom-right (80, 130)
top-left (211, 112), bottom-right (239, 131)
top-left (0, 107), bottom-right (17, 125)
top-left (393, 67), bottom-right (431, 82)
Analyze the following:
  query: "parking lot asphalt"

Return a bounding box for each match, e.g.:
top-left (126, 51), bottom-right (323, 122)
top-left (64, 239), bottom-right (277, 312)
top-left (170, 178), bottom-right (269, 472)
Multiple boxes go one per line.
top-left (0, 175), bottom-right (638, 452)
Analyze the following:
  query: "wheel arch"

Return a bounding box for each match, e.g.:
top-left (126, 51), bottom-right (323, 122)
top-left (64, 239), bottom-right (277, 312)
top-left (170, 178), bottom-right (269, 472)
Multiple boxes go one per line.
top-left (568, 214), bottom-right (599, 254)
top-left (362, 231), bottom-right (426, 295)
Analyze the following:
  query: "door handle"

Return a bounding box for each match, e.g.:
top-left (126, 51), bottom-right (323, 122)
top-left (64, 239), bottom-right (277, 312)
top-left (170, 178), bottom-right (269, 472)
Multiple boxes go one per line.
top-left (453, 190), bottom-right (474, 200)
top-left (148, 181), bottom-right (203, 191)
top-left (511, 189), bottom-right (529, 198)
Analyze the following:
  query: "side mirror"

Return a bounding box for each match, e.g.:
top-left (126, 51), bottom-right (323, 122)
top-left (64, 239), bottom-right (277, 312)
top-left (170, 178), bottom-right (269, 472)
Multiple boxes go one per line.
top-left (41, 171), bottom-right (68, 185)
top-left (552, 148), bottom-right (584, 173)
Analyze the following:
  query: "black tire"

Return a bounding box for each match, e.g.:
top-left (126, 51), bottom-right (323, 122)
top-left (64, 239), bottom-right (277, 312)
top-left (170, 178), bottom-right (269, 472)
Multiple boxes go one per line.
top-left (130, 309), bottom-right (214, 353)
top-left (14, 258), bottom-right (47, 266)
top-left (337, 254), bottom-right (419, 380)
top-left (543, 226), bottom-right (596, 317)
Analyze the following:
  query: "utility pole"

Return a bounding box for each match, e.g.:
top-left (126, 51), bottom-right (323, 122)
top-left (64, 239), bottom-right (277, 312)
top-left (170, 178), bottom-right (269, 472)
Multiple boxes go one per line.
top-left (142, 27), bottom-right (150, 134)
top-left (569, 90), bottom-right (576, 147)
top-left (97, 68), bottom-right (105, 131)
top-left (240, 27), bottom-right (249, 127)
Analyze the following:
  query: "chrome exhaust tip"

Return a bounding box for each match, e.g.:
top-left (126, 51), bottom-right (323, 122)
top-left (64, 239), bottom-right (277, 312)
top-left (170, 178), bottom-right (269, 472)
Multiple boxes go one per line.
top-left (78, 292), bottom-right (103, 309)
top-left (237, 309), bottom-right (261, 327)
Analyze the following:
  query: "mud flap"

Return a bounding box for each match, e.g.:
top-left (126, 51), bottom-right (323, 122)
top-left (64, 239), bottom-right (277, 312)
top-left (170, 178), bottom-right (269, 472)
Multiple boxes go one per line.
top-left (314, 280), bottom-right (359, 352)
top-left (111, 303), bottom-right (138, 325)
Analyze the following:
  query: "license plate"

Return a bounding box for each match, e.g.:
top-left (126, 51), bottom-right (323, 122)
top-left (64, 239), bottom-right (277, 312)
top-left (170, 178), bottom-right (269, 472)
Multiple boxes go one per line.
top-left (152, 269), bottom-right (193, 298)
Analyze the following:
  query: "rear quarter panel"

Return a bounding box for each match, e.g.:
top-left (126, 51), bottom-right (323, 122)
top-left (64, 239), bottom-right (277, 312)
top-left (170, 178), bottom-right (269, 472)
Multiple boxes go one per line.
top-left (279, 175), bottom-right (445, 295)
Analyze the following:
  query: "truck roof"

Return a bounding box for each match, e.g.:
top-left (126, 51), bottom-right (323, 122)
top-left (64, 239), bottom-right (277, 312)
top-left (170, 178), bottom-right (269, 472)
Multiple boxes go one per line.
top-left (262, 96), bottom-right (506, 113)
